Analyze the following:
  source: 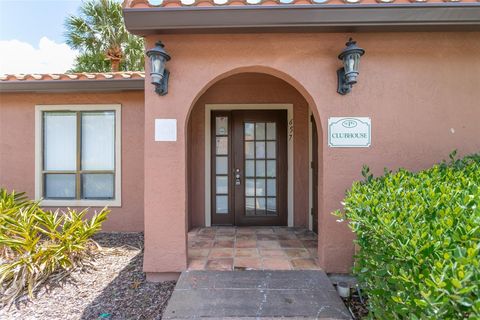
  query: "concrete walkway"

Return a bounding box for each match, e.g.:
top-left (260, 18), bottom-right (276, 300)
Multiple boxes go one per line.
top-left (163, 270), bottom-right (352, 319)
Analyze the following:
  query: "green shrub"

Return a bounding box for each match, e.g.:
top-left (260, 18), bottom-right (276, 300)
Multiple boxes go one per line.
top-left (335, 152), bottom-right (480, 319)
top-left (0, 189), bottom-right (110, 306)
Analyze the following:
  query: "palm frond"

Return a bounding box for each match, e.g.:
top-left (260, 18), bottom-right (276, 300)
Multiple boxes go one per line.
top-left (64, 0), bottom-right (144, 72)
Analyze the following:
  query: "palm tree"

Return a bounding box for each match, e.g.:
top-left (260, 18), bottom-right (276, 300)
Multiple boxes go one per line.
top-left (65, 0), bottom-right (144, 72)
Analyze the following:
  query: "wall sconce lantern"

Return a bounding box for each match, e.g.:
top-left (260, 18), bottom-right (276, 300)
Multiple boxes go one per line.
top-left (146, 41), bottom-right (171, 96)
top-left (337, 38), bottom-right (365, 95)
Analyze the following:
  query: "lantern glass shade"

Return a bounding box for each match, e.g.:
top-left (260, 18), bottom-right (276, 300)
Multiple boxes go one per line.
top-left (150, 55), bottom-right (166, 85)
top-left (343, 52), bottom-right (360, 85)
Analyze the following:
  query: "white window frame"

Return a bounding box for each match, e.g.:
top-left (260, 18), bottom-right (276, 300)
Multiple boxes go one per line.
top-left (35, 104), bottom-right (122, 207)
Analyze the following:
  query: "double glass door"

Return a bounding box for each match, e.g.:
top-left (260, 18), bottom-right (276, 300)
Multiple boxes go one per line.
top-left (211, 110), bottom-right (287, 226)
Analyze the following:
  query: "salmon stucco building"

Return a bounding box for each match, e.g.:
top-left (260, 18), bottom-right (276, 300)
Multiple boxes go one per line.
top-left (0, 0), bottom-right (479, 281)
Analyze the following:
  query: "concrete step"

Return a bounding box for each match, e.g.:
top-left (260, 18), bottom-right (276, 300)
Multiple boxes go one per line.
top-left (163, 270), bottom-right (351, 319)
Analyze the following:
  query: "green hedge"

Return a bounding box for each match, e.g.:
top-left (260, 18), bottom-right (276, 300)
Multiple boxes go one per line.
top-left (335, 152), bottom-right (480, 319)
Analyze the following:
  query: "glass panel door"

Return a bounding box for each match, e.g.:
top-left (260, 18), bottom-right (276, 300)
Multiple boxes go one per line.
top-left (232, 110), bottom-right (287, 227)
top-left (244, 122), bottom-right (277, 217)
top-left (211, 112), bottom-right (234, 225)
top-left (211, 109), bottom-right (287, 226)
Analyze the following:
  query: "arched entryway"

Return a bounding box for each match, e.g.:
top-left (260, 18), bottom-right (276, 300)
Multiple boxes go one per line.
top-left (187, 72), bottom-right (321, 270)
top-left (185, 71), bottom-right (324, 270)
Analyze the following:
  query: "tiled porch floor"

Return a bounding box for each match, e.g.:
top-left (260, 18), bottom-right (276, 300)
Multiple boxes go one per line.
top-left (188, 227), bottom-right (320, 271)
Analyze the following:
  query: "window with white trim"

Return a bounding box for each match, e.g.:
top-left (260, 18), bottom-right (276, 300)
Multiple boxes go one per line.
top-left (36, 105), bottom-right (121, 206)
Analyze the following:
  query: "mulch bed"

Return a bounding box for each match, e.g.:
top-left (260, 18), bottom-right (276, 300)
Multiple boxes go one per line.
top-left (340, 287), bottom-right (369, 319)
top-left (0, 232), bottom-right (176, 320)
top-left (330, 275), bottom-right (369, 319)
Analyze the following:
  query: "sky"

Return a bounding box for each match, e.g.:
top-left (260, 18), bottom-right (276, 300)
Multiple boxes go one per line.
top-left (0, 0), bottom-right (120, 74)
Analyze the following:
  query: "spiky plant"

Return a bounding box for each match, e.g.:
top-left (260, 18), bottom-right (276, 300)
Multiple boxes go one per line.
top-left (0, 189), bottom-right (110, 306)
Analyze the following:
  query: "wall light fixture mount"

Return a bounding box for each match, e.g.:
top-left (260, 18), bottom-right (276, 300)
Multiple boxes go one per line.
top-left (337, 38), bottom-right (365, 95)
top-left (146, 41), bottom-right (171, 96)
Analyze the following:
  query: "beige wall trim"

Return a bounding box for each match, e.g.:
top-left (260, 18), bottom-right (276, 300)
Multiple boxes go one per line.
top-left (205, 104), bottom-right (294, 227)
top-left (35, 104), bottom-right (122, 207)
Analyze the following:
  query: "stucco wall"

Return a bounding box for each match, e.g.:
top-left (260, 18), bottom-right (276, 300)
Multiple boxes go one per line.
top-left (187, 73), bottom-right (310, 229)
top-left (143, 31), bottom-right (480, 274)
top-left (0, 91), bottom-right (145, 232)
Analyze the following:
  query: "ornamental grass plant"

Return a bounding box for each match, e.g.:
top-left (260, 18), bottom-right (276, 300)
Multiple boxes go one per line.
top-left (0, 189), bottom-right (109, 306)
top-left (335, 152), bottom-right (479, 319)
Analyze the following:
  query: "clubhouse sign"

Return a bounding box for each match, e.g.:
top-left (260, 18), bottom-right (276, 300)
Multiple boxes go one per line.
top-left (328, 117), bottom-right (371, 147)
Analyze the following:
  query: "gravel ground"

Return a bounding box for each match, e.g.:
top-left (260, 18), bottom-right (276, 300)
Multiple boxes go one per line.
top-left (0, 233), bottom-right (176, 320)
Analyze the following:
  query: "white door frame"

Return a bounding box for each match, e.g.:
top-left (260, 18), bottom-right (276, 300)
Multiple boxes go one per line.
top-left (205, 104), bottom-right (294, 227)
top-left (308, 109), bottom-right (313, 231)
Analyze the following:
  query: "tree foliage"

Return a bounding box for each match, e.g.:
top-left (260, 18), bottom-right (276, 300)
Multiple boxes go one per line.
top-left (65, 0), bottom-right (144, 72)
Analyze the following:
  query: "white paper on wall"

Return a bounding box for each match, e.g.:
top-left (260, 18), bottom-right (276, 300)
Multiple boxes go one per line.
top-left (155, 119), bottom-right (177, 142)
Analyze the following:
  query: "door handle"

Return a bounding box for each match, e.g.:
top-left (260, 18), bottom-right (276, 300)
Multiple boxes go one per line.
top-left (235, 168), bottom-right (241, 185)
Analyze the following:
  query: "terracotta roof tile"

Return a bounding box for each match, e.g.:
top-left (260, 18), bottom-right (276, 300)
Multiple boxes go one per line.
top-left (123, 0), bottom-right (477, 8)
top-left (0, 72), bottom-right (145, 82)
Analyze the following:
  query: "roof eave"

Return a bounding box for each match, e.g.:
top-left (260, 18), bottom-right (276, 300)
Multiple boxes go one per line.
top-left (0, 78), bottom-right (145, 93)
top-left (123, 3), bottom-right (480, 35)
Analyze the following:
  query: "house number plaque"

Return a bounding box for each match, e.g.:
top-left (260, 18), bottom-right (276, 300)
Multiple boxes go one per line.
top-left (288, 118), bottom-right (294, 141)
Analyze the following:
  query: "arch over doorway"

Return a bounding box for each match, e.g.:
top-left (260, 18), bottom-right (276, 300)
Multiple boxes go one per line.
top-left (186, 69), bottom-right (324, 234)
top-left (185, 66), bottom-right (323, 130)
